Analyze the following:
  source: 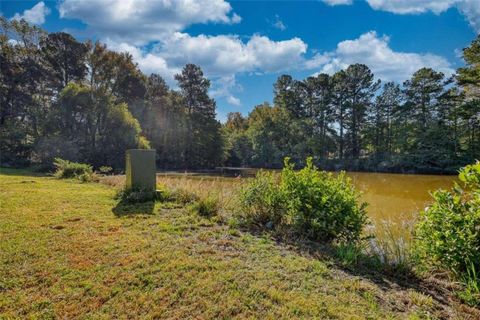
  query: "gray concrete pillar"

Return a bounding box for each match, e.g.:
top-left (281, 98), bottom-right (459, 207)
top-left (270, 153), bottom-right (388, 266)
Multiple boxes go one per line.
top-left (125, 149), bottom-right (156, 191)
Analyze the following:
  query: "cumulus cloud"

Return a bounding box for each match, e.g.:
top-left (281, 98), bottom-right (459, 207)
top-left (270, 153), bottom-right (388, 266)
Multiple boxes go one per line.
top-left (57, 0), bottom-right (311, 106)
top-left (314, 31), bottom-right (454, 82)
top-left (365, 0), bottom-right (479, 32)
top-left (106, 33), bottom-right (308, 105)
top-left (366, 0), bottom-right (457, 14)
top-left (58, 0), bottom-right (241, 45)
top-left (12, 1), bottom-right (51, 25)
top-left (322, 0), bottom-right (353, 5)
top-left (111, 32), bottom-right (307, 77)
top-left (322, 0), bottom-right (479, 32)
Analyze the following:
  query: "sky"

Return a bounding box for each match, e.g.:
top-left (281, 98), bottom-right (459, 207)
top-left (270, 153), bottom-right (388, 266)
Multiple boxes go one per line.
top-left (1, 0), bottom-right (479, 121)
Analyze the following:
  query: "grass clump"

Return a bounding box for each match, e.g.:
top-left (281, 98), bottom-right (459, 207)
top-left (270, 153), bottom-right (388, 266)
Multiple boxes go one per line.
top-left (414, 161), bottom-right (480, 306)
top-left (239, 157), bottom-right (368, 243)
top-left (53, 158), bottom-right (94, 182)
top-left (158, 187), bottom-right (199, 205)
top-left (191, 196), bottom-right (219, 218)
top-left (238, 170), bottom-right (285, 227)
top-left (115, 187), bottom-right (156, 203)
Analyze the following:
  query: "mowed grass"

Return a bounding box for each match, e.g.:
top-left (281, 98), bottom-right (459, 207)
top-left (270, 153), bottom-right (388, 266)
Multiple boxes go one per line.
top-left (1, 169), bottom-right (477, 319)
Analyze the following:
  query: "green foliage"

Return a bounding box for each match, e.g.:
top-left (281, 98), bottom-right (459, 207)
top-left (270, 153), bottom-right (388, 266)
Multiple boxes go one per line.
top-left (335, 242), bottom-right (365, 267)
top-left (115, 187), bottom-right (156, 204)
top-left (415, 161), bottom-right (480, 304)
top-left (53, 158), bottom-right (94, 182)
top-left (281, 157), bottom-right (368, 242)
top-left (2, 17), bottom-right (479, 173)
top-left (158, 188), bottom-right (199, 205)
top-left (457, 263), bottom-right (480, 307)
top-left (174, 64), bottom-right (224, 169)
top-left (239, 170), bottom-right (286, 227)
top-left (98, 166), bottom-right (113, 175)
top-left (192, 196), bottom-right (219, 218)
top-left (239, 157), bottom-right (368, 242)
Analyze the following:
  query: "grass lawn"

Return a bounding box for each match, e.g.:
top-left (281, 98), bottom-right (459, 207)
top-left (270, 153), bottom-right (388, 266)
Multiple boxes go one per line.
top-left (0, 169), bottom-right (478, 319)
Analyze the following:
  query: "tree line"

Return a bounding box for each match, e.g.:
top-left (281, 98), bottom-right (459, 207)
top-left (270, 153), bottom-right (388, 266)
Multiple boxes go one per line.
top-left (224, 42), bottom-right (480, 173)
top-left (1, 18), bottom-right (221, 170)
top-left (1, 17), bottom-right (479, 173)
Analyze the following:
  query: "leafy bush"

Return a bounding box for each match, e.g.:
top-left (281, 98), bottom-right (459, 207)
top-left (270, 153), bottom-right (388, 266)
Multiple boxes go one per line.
top-left (414, 161), bottom-right (480, 304)
top-left (415, 161), bottom-right (480, 274)
top-left (282, 157), bottom-right (368, 242)
top-left (239, 157), bottom-right (368, 242)
top-left (53, 158), bottom-right (94, 182)
top-left (192, 196), bottom-right (219, 217)
top-left (115, 187), bottom-right (156, 203)
top-left (98, 166), bottom-right (113, 175)
top-left (238, 170), bottom-right (286, 227)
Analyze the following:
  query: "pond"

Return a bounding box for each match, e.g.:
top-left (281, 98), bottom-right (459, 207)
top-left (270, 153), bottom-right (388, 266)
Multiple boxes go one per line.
top-left (346, 172), bottom-right (457, 240)
top-left (156, 170), bottom-right (458, 241)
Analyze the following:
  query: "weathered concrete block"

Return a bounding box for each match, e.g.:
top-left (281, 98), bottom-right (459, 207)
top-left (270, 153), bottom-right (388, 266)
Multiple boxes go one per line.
top-left (126, 149), bottom-right (156, 191)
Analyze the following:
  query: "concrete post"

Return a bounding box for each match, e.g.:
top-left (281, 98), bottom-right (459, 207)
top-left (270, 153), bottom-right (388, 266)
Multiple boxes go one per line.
top-left (125, 149), bottom-right (156, 191)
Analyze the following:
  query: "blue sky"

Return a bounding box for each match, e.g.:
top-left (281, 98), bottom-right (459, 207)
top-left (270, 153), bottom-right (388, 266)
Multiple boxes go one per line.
top-left (2, 0), bottom-right (478, 121)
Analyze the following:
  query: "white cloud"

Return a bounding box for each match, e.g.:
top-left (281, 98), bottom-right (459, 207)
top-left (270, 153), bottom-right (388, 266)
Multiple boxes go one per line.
top-left (105, 40), bottom-right (179, 82)
top-left (227, 95), bottom-right (241, 106)
top-left (231, 13), bottom-right (242, 24)
top-left (321, 0), bottom-right (479, 32)
top-left (145, 32), bottom-right (307, 77)
top-left (366, 0), bottom-right (457, 14)
top-left (12, 1), bottom-right (51, 25)
top-left (58, 0), bottom-right (241, 45)
top-left (365, 0), bottom-right (480, 32)
top-left (457, 0), bottom-right (480, 33)
top-left (107, 33), bottom-right (308, 103)
top-left (322, 0), bottom-right (353, 5)
top-left (272, 14), bottom-right (286, 31)
top-left (304, 53), bottom-right (330, 69)
top-left (210, 75), bottom-right (242, 106)
top-left (314, 31), bottom-right (454, 82)
top-left (58, 0), bottom-right (310, 106)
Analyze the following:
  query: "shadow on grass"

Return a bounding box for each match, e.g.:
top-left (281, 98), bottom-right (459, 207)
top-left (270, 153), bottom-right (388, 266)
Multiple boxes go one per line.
top-left (0, 167), bottom-right (47, 177)
top-left (112, 200), bottom-right (155, 216)
top-left (241, 226), bottom-right (472, 316)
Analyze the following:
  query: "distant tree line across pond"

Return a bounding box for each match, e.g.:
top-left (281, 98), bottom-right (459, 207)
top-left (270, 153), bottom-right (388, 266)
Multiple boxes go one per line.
top-left (1, 17), bottom-right (479, 173)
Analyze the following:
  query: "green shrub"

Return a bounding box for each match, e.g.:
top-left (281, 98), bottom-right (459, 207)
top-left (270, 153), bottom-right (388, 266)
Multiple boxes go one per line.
top-left (192, 196), bottom-right (219, 217)
top-left (53, 158), bottom-right (94, 182)
top-left (239, 157), bottom-right (368, 242)
top-left (98, 166), bottom-right (113, 175)
top-left (414, 161), bottom-right (480, 305)
top-left (115, 187), bottom-right (156, 203)
top-left (415, 161), bottom-right (480, 275)
top-left (238, 170), bottom-right (286, 227)
top-left (282, 157), bottom-right (368, 242)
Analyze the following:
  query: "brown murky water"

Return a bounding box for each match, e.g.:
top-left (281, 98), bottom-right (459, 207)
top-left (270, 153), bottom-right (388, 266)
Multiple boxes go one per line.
top-left (347, 172), bottom-right (457, 239)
